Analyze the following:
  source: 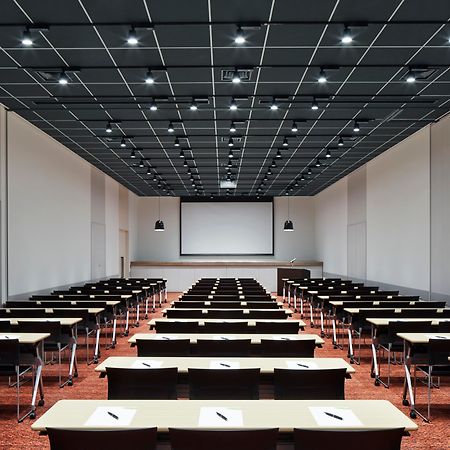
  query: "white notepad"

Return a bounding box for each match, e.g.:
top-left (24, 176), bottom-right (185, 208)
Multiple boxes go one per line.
top-left (309, 406), bottom-right (362, 427)
top-left (209, 360), bottom-right (240, 369)
top-left (131, 360), bottom-right (163, 369)
top-left (84, 406), bottom-right (136, 427)
top-left (286, 360), bottom-right (319, 370)
top-left (198, 407), bottom-right (243, 426)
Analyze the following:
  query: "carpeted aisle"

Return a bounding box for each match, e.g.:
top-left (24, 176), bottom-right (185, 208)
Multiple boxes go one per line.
top-left (0, 293), bottom-right (448, 449)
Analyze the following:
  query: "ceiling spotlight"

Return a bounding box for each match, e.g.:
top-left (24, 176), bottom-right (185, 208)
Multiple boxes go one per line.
top-left (21, 28), bottom-right (33, 46)
top-left (174, 137), bottom-right (180, 147)
top-left (267, 168), bottom-right (273, 175)
top-left (294, 179), bottom-right (299, 187)
top-left (235, 26), bottom-right (246, 44)
top-left (130, 149), bottom-right (136, 159)
top-left (270, 98), bottom-right (279, 110)
top-left (145, 70), bottom-right (155, 84)
top-left (228, 137), bottom-right (234, 147)
top-left (139, 158), bottom-right (145, 168)
top-left (315, 159), bottom-right (321, 167)
top-left (406, 70), bottom-right (416, 83)
top-left (318, 69), bottom-right (327, 84)
top-left (291, 121), bottom-right (298, 133)
top-left (307, 167), bottom-right (312, 175)
top-left (127, 27), bottom-right (138, 45)
top-left (353, 120), bottom-right (360, 132)
top-left (230, 99), bottom-right (238, 111)
top-left (276, 149), bottom-right (282, 159)
top-left (263, 175), bottom-right (268, 181)
top-left (157, 181), bottom-right (162, 188)
top-left (232, 70), bottom-right (241, 84)
top-left (341, 26), bottom-right (353, 44)
top-left (153, 174), bottom-right (158, 182)
top-left (271, 160), bottom-right (277, 168)
top-left (228, 149), bottom-right (234, 158)
top-left (300, 174), bottom-right (305, 181)
top-left (58, 71), bottom-right (69, 85)
top-left (179, 149), bottom-right (185, 158)
top-left (149, 100), bottom-right (158, 111)
top-left (311, 98), bottom-right (319, 110)
top-left (187, 168), bottom-right (192, 174)
top-left (120, 137), bottom-right (126, 148)
top-left (282, 137), bottom-right (288, 147)
top-left (146, 167), bottom-right (151, 175)
top-left (106, 121), bottom-right (113, 133)
top-left (338, 136), bottom-right (344, 146)
top-left (183, 160), bottom-right (188, 167)
top-left (190, 100), bottom-right (198, 111)
top-left (326, 149), bottom-right (331, 158)
top-left (168, 121), bottom-right (174, 133)
top-left (230, 121), bottom-right (236, 133)
top-left (227, 159), bottom-right (233, 167)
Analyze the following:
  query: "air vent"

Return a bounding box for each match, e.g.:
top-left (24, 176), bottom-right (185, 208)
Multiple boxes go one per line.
top-left (221, 69), bottom-right (252, 82)
top-left (220, 137), bottom-right (243, 143)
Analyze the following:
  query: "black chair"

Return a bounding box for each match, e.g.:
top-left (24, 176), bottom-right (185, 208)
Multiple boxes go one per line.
top-left (0, 321), bottom-right (12, 332)
top-left (437, 321), bottom-right (450, 332)
top-left (196, 339), bottom-right (252, 356)
top-left (188, 368), bottom-right (260, 399)
top-left (206, 310), bottom-right (246, 319)
top-left (293, 428), bottom-right (404, 450)
top-left (254, 321), bottom-right (299, 334)
top-left (259, 339), bottom-right (315, 357)
top-left (273, 368), bottom-right (346, 400)
top-left (155, 321), bottom-right (200, 333)
top-left (169, 428), bottom-right (279, 450)
top-left (136, 339), bottom-right (190, 357)
top-left (166, 309), bottom-right (205, 319)
top-left (247, 310), bottom-right (287, 319)
top-left (106, 367), bottom-right (178, 399)
top-left (203, 322), bottom-right (249, 334)
top-left (47, 428), bottom-right (157, 450)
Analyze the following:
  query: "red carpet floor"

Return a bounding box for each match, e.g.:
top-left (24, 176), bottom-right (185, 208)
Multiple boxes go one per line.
top-left (0, 293), bottom-right (448, 449)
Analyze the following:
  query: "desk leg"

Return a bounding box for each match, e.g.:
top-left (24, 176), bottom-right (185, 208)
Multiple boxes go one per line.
top-left (124, 310), bottom-right (130, 336)
top-left (310, 304), bottom-right (314, 327)
top-left (145, 297), bottom-right (149, 319)
top-left (371, 343), bottom-right (382, 386)
top-left (159, 291), bottom-right (162, 307)
top-left (26, 363), bottom-right (42, 421)
top-left (93, 328), bottom-right (100, 364)
top-left (348, 329), bottom-right (355, 363)
top-left (282, 284), bottom-right (286, 303)
top-left (165, 287), bottom-right (168, 303)
top-left (332, 319), bottom-right (337, 347)
top-left (135, 303), bottom-right (140, 327)
top-left (300, 296), bottom-right (303, 318)
top-left (62, 341), bottom-right (77, 387)
top-left (320, 311), bottom-right (325, 338)
top-left (111, 318), bottom-right (117, 347)
top-left (152, 294), bottom-right (156, 313)
top-left (287, 289), bottom-right (291, 308)
top-left (293, 289), bottom-right (297, 313)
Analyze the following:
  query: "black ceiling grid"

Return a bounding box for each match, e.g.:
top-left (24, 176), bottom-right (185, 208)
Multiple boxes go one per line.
top-left (0, 1), bottom-right (449, 197)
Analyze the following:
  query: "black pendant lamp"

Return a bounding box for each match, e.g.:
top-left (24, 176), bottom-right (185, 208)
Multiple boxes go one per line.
top-left (284, 194), bottom-right (294, 231)
top-left (154, 196), bottom-right (165, 231)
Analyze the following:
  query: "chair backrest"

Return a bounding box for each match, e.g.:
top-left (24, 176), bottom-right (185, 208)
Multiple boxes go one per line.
top-left (203, 322), bottom-right (249, 334)
top-left (47, 428), bottom-right (157, 450)
top-left (17, 321), bottom-right (62, 343)
top-left (254, 322), bottom-right (299, 334)
top-left (155, 321), bottom-right (200, 334)
top-left (0, 321), bottom-right (12, 332)
top-left (428, 339), bottom-right (450, 365)
top-left (0, 338), bottom-right (20, 368)
top-left (386, 321), bottom-right (433, 343)
top-left (247, 310), bottom-right (286, 319)
top-left (196, 339), bottom-right (252, 357)
top-left (175, 301), bottom-right (206, 309)
top-left (169, 428), bottom-right (279, 450)
top-left (106, 367), bottom-right (178, 399)
top-left (437, 321), bottom-right (450, 332)
top-left (188, 368), bottom-right (260, 399)
top-left (4, 309), bottom-right (47, 317)
top-left (206, 310), bottom-right (246, 319)
top-left (166, 309), bottom-right (205, 319)
top-left (260, 339), bottom-right (315, 357)
top-left (293, 428), bottom-right (404, 450)
top-left (136, 339), bottom-right (190, 357)
top-left (273, 368), bottom-right (346, 400)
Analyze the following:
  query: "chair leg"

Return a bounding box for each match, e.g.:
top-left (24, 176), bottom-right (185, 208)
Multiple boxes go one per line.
top-left (16, 366), bottom-right (20, 422)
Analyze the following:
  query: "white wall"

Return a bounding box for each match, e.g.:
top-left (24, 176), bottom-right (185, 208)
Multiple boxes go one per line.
top-left (133, 196), bottom-right (316, 262)
top-left (105, 177), bottom-right (120, 276)
top-left (366, 127), bottom-right (430, 291)
top-left (314, 178), bottom-right (348, 276)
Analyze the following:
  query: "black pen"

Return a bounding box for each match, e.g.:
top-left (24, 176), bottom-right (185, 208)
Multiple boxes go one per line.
top-left (280, 337), bottom-right (290, 341)
top-left (162, 337), bottom-right (170, 340)
top-left (435, 336), bottom-right (447, 339)
top-left (216, 411), bottom-right (228, 421)
top-left (142, 362), bottom-right (152, 368)
top-left (220, 363), bottom-right (230, 367)
top-left (220, 337), bottom-right (229, 340)
top-left (108, 411), bottom-right (119, 420)
top-left (297, 363), bottom-right (309, 368)
top-left (325, 412), bottom-right (343, 420)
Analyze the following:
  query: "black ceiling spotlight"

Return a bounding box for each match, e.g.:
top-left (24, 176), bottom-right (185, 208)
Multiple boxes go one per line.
top-left (149, 99), bottom-right (158, 111)
top-left (405, 68), bottom-right (416, 83)
top-left (58, 70), bottom-right (69, 85)
top-left (179, 149), bottom-right (185, 158)
top-left (105, 121), bottom-right (113, 133)
top-left (145, 69), bottom-right (155, 84)
top-left (234, 26), bottom-right (246, 44)
top-left (271, 160), bottom-right (277, 168)
top-left (227, 159), bottom-right (233, 167)
top-left (120, 137), bottom-right (126, 148)
top-left (307, 167), bottom-right (312, 175)
top-left (341, 25), bottom-right (353, 44)
top-left (300, 174), bottom-right (305, 181)
top-left (326, 149), bottom-right (331, 158)
top-left (229, 98), bottom-right (238, 111)
top-left (228, 137), bottom-right (234, 147)
top-left (228, 149), bottom-right (234, 158)
top-left (338, 136), bottom-right (344, 146)
top-left (232, 69), bottom-right (241, 84)
top-left (267, 168), bottom-right (273, 175)
top-left (152, 174), bottom-right (158, 182)
top-left (318, 68), bottom-right (327, 84)
top-left (276, 149), bottom-right (282, 159)
top-left (282, 137), bottom-right (289, 147)
top-left (130, 149), bottom-right (136, 158)
top-left (174, 137), bottom-right (180, 147)
top-left (139, 158), bottom-right (145, 168)
top-left (284, 194), bottom-right (294, 232)
top-left (127, 26), bottom-right (138, 45)
top-left (21, 27), bottom-right (33, 46)
top-left (315, 158), bottom-right (321, 167)
top-left (311, 98), bottom-right (319, 110)
top-left (353, 120), bottom-right (360, 132)
top-left (270, 97), bottom-right (279, 110)
top-left (146, 166), bottom-right (151, 175)
top-left (187, 167), bottom-right (192, 174)
top-left (183, 159), bottom-right (188, 167)
top-left (230, 121), bottom-right (236, 133)
top-left (291, 121), bottom-right (298, 133)
top-left (294, 179), bottom-right (299, 187)
top-left (189, 99), bottom-right (198, 111)
top-left (263, 174), bottom-right (268, 181)
top-left (168, 121), bottom-right (175, 133)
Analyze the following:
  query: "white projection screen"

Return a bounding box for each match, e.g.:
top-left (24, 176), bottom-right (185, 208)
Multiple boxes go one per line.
top-left (181, 200), bottom-right (274, 255)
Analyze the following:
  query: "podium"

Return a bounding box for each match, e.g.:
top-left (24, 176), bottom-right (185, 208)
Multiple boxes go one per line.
top-left (276, 267), bottom-right (311, 295)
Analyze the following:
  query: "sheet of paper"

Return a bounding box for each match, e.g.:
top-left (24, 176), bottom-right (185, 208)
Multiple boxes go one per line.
top-left (84, 406), bottom-right (136, 427)
top-left (131, 359), bottom-right (163, 369)
top-left (309, 406), bottom-right (362, 427)
top-left (286, 360), bottom-right (319, 370)
top-left (198, 407), bottom-right (243, 426)
top-left (209, 360), bottom-right (240, 369)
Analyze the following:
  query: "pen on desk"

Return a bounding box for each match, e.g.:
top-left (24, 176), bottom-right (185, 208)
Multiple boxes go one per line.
top-left (220, 363), bottom-right (230, 367)
top-left (297, 363), bottom-right (309, 368)
top-left (107, 411), bottom-right (119, 420)
top-left (216, 411), bottom-right (228, 421)
top-left (142, 362), bottom-right (152, 368)
top-left (280, 337), bottom-right (290, 341)
top-left (435, 336), bottom-right (446, 339)
top-left (325, 412), bottom-right (343, 420)
top-left (162, 337), bottom-right (170, 340)
top-left (220, 337), bottom-right (229, 340)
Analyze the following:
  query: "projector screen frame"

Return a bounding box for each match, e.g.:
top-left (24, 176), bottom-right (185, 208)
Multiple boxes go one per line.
top-left (179, 196), bottom-right (274, 256)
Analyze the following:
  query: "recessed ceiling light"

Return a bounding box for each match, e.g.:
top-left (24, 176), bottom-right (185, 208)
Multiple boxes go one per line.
top-left (145, 70), bottom-right (154, 84)
top-left (291, 121), bottom-right (298, 133)
top-left (406, 70), bottom-right (416, 83)
top-left (127, 27), bottom-right (138, 45)
top-left (318, 69), bottom-right (327, 84)
top-left (190, 100), bottom-right (198, 111)
top-left (232, 70), bottom-right (241, 83)
top-left (58, 71), bottom-right (69, 85)
top-left (341, 26), bottom-right (353, 44)
top-left (21, 28), bottom-right (33, 46)
top-left (235, 26), bottom-right (246, 44)
top-left (168, 121), bottom-right (174, 133)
